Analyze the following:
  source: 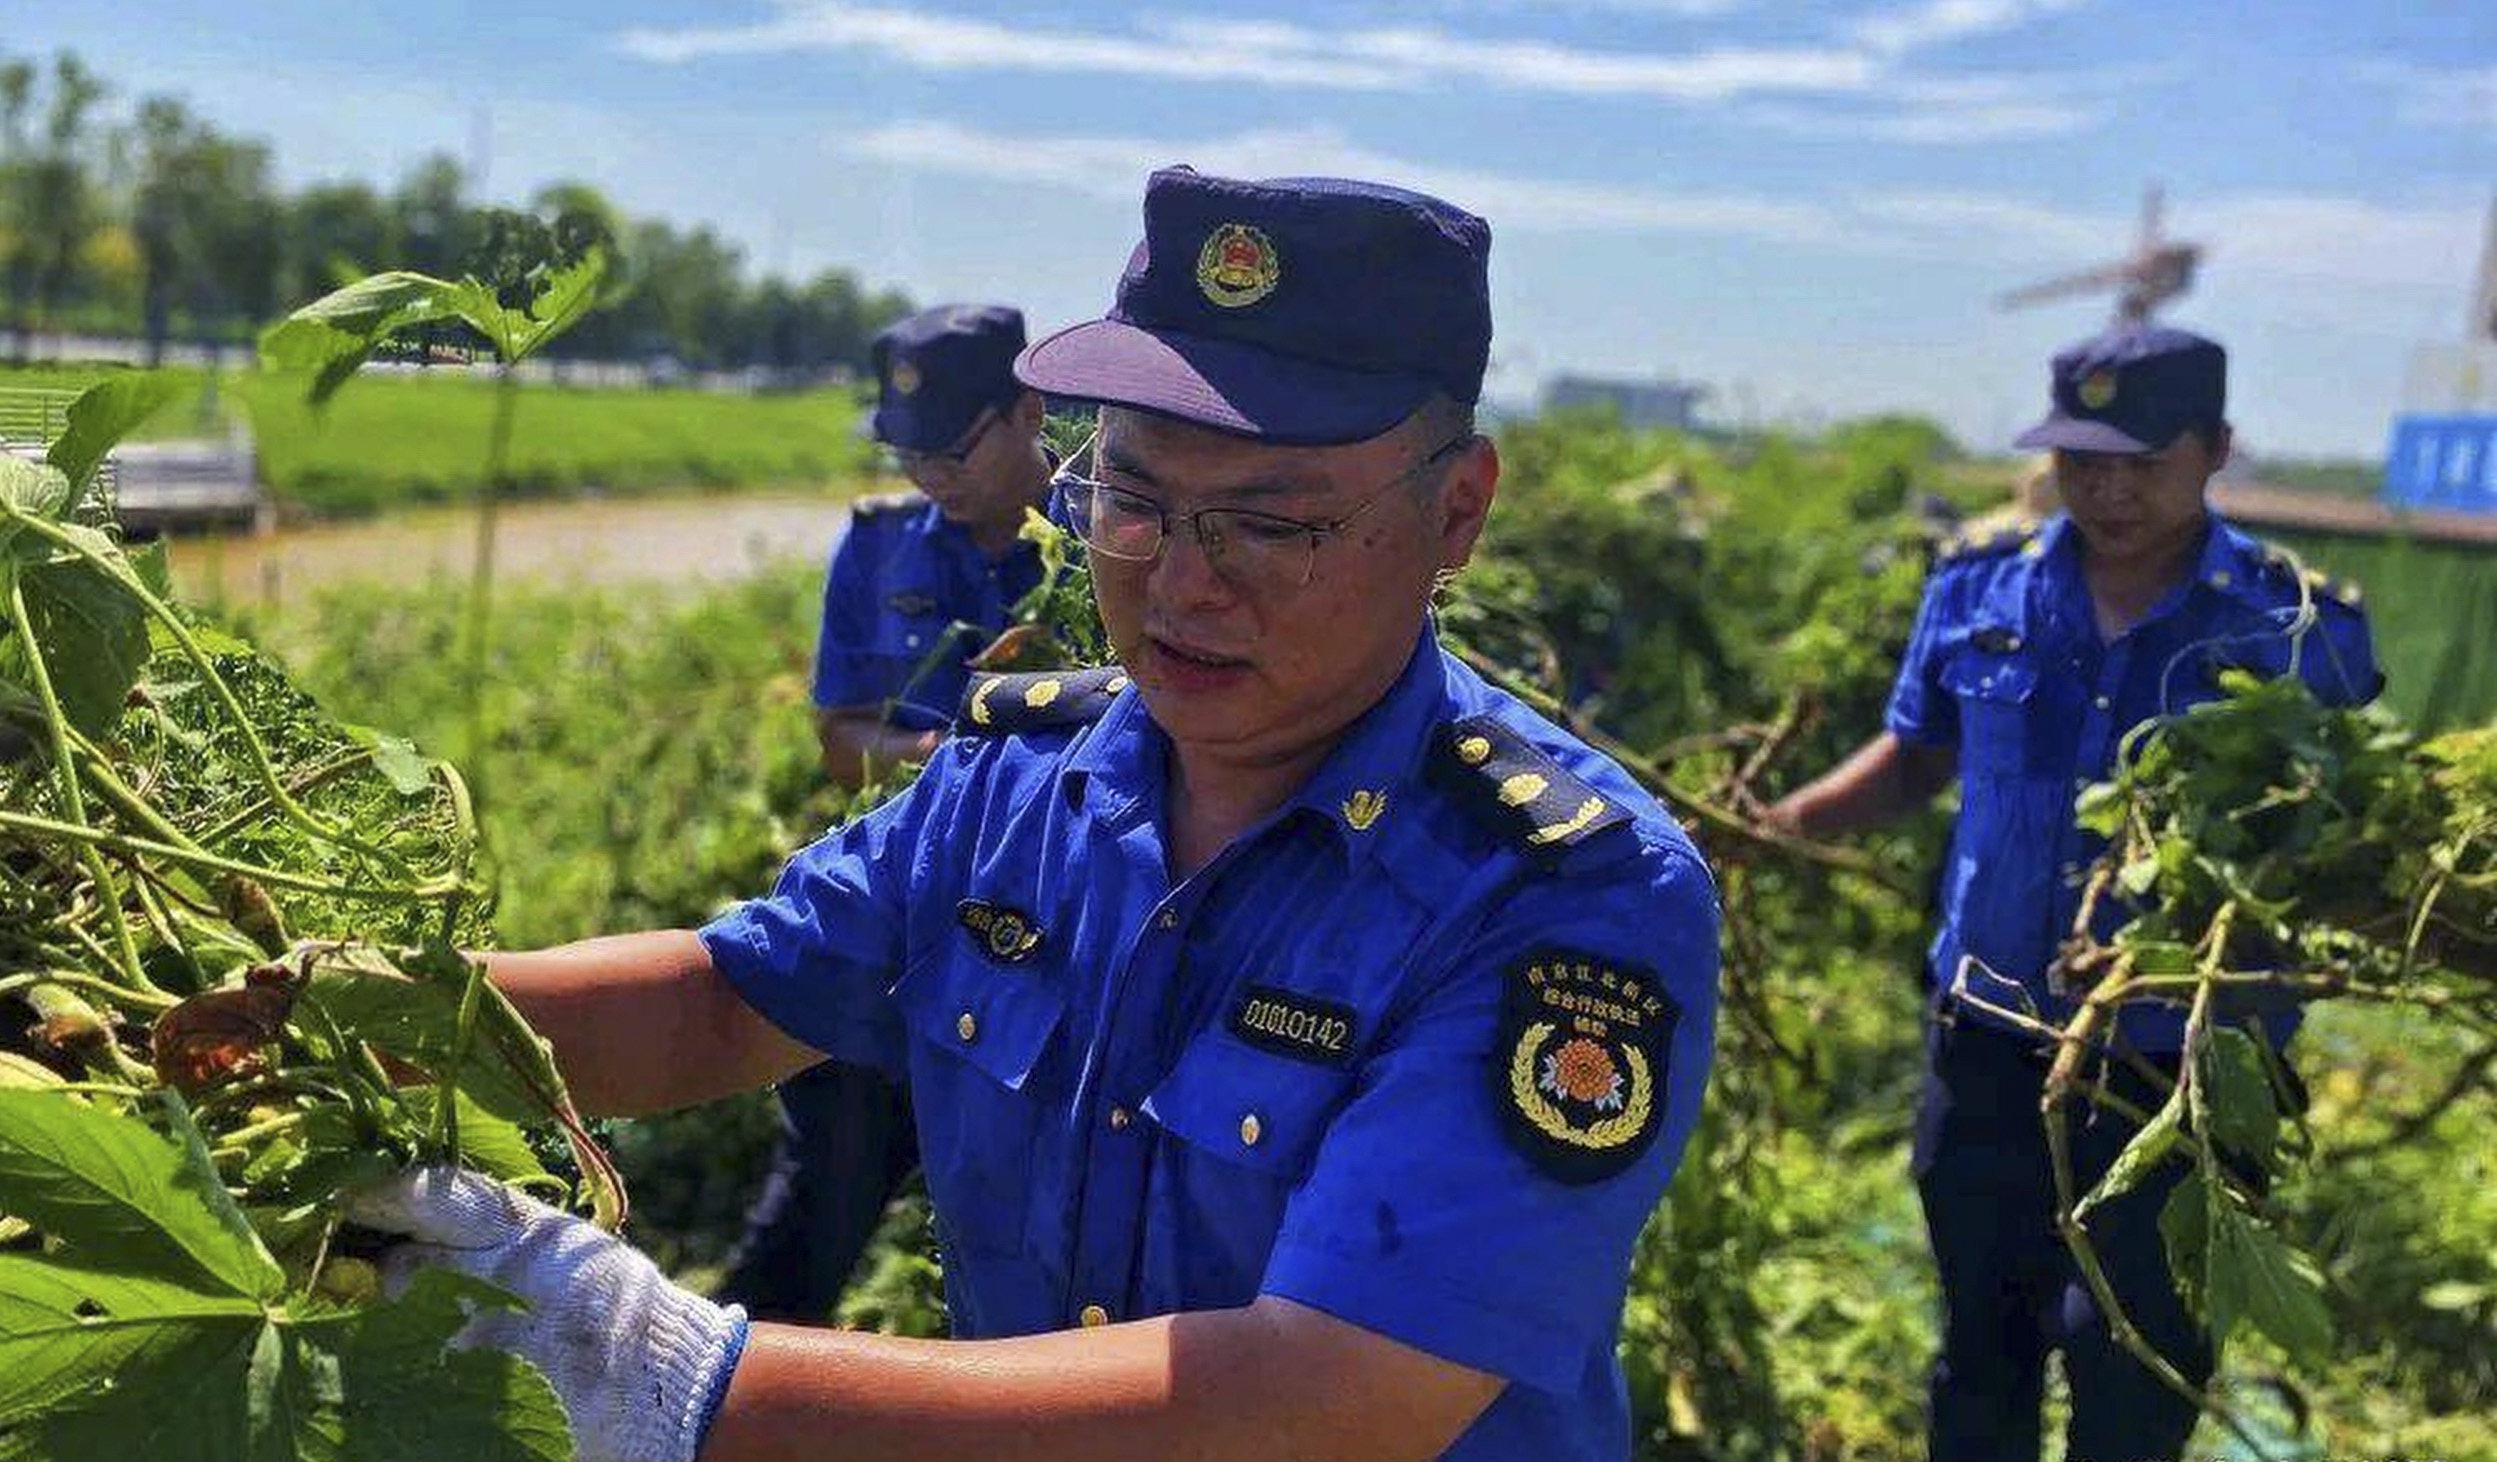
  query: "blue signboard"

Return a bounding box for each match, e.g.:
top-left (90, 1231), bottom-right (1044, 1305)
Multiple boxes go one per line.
top-left (2384, 415), bottom-right (2497, 514)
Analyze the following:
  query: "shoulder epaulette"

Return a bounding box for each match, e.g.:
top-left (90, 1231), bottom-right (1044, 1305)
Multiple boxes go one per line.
top-left (958, 665), bottom-right (1129, 735)
top-left (849, 489), bottom-right (922, 518)
top-left (2251, 545), bottom-right (2362, 609)
top-left (1432, 715), bottom-right (1632, 861)
top-left (1936, 517), bottom-right (2039, 564)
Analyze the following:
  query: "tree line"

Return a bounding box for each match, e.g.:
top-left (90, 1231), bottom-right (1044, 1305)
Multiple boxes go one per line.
top-left (0, 49), bottom-right (915, 377)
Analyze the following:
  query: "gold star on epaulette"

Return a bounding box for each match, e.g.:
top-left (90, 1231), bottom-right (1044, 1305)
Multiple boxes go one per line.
top-left (2298, 567), bottom-right (2363, 608)
top-left (1434, 716), bottom-right (1631, 860)
top-left (958, 665), bottom-right (1130, 735)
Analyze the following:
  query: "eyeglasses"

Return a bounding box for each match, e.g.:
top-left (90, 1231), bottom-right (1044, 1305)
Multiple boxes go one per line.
top-left (1053, 428), bottom-right (1476, 590)
top-left (884, 407), bottom-right (1001, 475)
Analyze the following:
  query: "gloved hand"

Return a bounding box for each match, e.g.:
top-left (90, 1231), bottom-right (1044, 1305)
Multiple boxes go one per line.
top-left (347, 1166), bottom-right (750, 1462)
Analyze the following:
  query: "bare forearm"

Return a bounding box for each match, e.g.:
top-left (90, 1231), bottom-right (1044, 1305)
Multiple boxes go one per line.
top-left (701, 1300), bottom-right (1497, 1462)
top-left (1772, 732), bottom-right (1955, 839)
top-left (815, 710), bottom-right (938, 790)
top-left (481, 930), bottom-right (815, 1117)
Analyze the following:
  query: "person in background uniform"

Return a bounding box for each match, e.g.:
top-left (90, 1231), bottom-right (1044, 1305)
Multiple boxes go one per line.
top-left (348, 166), bottom-right (1720, 1462)
top-left (719, 306), bottom-right (1052, 1324)
top-left (812, 303), bottom-right (1054, 787)
top-left (1766, 326), bottom-right (2379, 1462)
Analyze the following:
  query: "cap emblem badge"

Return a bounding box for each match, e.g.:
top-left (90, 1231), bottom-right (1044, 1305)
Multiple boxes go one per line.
top-left (890, 359), bottom-right (922, 396)
top-left (2077, 368), bottom-right (2118, 411)
top-left (1196, 223), bottom-right (1281, 309)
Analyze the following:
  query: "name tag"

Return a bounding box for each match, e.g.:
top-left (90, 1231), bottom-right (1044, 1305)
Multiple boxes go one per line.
top-left (1227, 985), bottom-right (1356, 1066)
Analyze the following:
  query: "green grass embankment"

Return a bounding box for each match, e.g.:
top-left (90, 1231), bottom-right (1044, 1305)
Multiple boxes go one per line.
top-left (2267, 527), bottom-right (2497, 730)
top-left (1, 362), bottom-right (874, 515)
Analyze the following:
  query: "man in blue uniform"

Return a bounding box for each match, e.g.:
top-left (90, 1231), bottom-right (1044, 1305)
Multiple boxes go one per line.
top-left (1767, 327), bottom-right (2379, 1462)
top-left (812, 303), bottom-right (1053, 786)
top-left (350, 167), bottom-right (1721, 1462)
top-left (720, 305), bottom-right (1056, 1325)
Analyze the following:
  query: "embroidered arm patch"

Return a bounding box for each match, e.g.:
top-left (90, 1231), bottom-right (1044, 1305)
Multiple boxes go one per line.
top-left (1495, 950), bottom-right (1677, 1184)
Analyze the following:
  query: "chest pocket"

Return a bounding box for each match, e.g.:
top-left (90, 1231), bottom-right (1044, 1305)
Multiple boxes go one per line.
top-left (1144, 1030), bottom-right (1356, 1184)
top-left (890, 941), bottom-right (1070, 1256)
top-left (1942, 643), bottom-right (2040, 777)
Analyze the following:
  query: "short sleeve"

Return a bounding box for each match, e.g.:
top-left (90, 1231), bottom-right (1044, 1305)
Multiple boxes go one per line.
top-left (1258, 840), bottom-right (1720, 1395)
top-left (812, 523), bottom-right (903, 711)
top-left (696, 750), bottom-right (958, 1075)
top-left (1885, 567), bottom-right (1961, 747)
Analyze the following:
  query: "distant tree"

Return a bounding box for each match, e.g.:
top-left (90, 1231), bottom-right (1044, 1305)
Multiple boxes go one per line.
top-left (130, 95), bottom-right (283, 363)
top-left (392, 153), bottom-right (473, 277)
top-left (286, 179), bottom-right (399, 296)
top-left (0, 51), bottom-right (106, 358)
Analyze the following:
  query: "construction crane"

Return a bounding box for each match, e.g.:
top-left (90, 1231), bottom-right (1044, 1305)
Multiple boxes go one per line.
top-left (1997, 185), bottom-right (2203, 325)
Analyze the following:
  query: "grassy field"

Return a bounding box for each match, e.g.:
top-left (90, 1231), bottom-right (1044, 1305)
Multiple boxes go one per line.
top-left (1, 361), bottom-right (874, 514)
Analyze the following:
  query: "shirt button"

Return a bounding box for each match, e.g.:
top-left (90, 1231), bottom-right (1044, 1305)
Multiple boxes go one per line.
top-left (1079, 1304), bottom-right (1111, 1328)
top-left (955, 1011), bottom-right (977, 1043)
top-left (905, 633), bottom-right (922, 649)
top-left (1108, 1105), bottom-right (1131, 1131)
top-left (1156, 908), bottom-right (1179, 930)
top-left (2092, 694), bottom-right (2111, 711)
top-left (1239, 1112), bottom-right (1263, 1147)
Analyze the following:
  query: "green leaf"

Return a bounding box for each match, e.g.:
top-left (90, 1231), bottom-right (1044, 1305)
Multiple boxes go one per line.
top-left (12, 534), bottom-right (150, 737)
top-left (2198, 1028), bottom-right (2281, 1174)
top-left (0, 1090), bottom-right (282, 1301)
top-left (2075, 1095), bottom-right (2183, 1219)
top-left (258, 272), bottom-right (466, 406)
top-left (2159, 1168), bottom-right (2211, 1325)
top-left (342, 724), bottom-right (432, 796)
top-left (0, 453), bottom-right (69, 523)
top-left (0, 1255), bottom-right (265, 1427)
top-left (2205, 1183), bottom-right (2333, 1365)
top-left (323, 1269), bottom-right (572, 1462)
top-left (300, 947), bottom-right (568, 1127)
top-left (46, 374), bottom-right (183, 502)
top-left (398, 1090), bottom-right (550, 1189)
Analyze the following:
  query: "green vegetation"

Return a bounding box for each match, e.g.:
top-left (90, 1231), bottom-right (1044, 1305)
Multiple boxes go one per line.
top-left (5, 377), bottom-right (2487, 1458)
top-left (1, 361), bottom-right (875, 513)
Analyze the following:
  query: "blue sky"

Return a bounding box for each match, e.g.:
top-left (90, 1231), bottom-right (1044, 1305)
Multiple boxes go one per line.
top-left (23, 0), bottom-right (2497, 457)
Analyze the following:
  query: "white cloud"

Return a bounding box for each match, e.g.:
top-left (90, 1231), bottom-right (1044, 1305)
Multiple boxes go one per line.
top-left (840, 119), bottom-right (1840, 238)
top-left (619, 1), bottom-right (2131, 114)
top-left (836, 115), bottom-right (2484, 321)
top-left (1739, 96), bottom-right (2101, 141)
top-left (1844, 0), bottom-right (2090, 57)
top-left (2358, 61), bottom-right (2497, 135)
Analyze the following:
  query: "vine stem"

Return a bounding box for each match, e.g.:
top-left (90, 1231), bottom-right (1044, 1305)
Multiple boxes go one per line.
top-left (0, 809), bottom-right (462, 902)
top-left (5, 575), bottom-right (160, 996)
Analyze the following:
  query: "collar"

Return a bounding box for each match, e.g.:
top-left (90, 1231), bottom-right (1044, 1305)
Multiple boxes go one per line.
top-left (2032, 509), bottom-right (2267, 626)
top-left (1058, 626), bottom-right (1453, 869)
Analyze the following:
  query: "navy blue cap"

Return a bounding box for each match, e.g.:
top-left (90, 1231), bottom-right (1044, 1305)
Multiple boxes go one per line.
top-left (1016, 167), bottom-right (1492, 446)
top-left (2015, 326), bottom-right (2227, 454)
top-left (871, 304), bottom-right (1028, 452)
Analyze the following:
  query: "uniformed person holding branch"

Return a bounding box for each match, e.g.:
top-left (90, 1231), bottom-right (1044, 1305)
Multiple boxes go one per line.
top-left (350, 167), bottom-right (1722, 1462)
top-left (717, 305), bottom-right (1053, 1325)
top-left (1766, 326), bottom-right (2379, 1462)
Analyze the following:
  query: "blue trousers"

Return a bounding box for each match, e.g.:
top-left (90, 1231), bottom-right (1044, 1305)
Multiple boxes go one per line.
top-left (1914, 1019), bottom-right (2210, 1462)
top-left (719, 1061), bottom-right (918, 1323)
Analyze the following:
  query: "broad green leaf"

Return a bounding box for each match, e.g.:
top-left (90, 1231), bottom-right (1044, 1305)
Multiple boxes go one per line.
top-left (325, 1269), bottom-right (571, 1462)
top-left (14, 540), bottom-right (150, 737)
top-left (2074, 1094), bottom-right (2183, 1219)
top-left (258, 272), bottom-right (466, 406)
top-left (46, 374), bottom-right (183, 501)
top-left (0, 1255), bottom-right (264, 1426)
top-left (399, 1090), bottom-right (551, 1188)
top-left (2159, 1168), bottom-right (2210, 1326)
top-left (2198, 1028), bottom-right (2280, 1174)
top-left (2205, 1184), bottom-right (2333, 1365)
top-left (0, 453), bottom-right (69, 523)
top-left (0, 1089), bottom-right (281, 1301)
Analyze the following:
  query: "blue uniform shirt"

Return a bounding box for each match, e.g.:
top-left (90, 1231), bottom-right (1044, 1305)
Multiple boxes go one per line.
top-left (703, 632), bottom-right (1720, 1461)
top-left (811, 494), bottom-right (1046, 730)
top-left (1886, 512), bottom-right (2379, 1051)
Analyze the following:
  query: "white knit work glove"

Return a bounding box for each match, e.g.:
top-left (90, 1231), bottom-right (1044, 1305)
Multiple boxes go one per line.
top-left (347, 1166), bottom-right (749, 1462)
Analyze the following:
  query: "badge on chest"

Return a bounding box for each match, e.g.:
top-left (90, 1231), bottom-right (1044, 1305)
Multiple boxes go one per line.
top-left (887, 591), bottom-right (939, 618)
top-left (1496, 951), bottom-right (1675, 1184)
top-left (957, 898), bottom-right (1044, 963)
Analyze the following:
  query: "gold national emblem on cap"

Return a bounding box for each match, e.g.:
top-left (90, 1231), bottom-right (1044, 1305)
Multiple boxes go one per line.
top-left (2076, 368), bottom-right (2118, 411)
top-left (890, 359), bottom-right (922, 396)
top-left (1197, 223), bottom-right (1281, 309)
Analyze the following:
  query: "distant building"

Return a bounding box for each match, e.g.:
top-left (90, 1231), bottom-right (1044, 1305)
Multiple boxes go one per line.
top-left (1541, 373), bottom-right (1708, 432)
